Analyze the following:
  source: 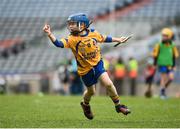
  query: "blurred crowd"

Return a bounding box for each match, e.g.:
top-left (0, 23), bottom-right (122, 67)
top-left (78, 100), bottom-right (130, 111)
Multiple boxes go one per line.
top-left (0, 55), bottom-right (179, 97)
top-left (55, 56), bottom-right (139, 96)
top-left (1, 27), bottom-right (179, 98)
top-left (0, 56), bottom-right (139, 95)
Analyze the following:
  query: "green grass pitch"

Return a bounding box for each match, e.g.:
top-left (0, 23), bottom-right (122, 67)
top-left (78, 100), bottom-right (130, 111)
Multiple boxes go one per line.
top-left (0, 95), bottom-right (180, 128)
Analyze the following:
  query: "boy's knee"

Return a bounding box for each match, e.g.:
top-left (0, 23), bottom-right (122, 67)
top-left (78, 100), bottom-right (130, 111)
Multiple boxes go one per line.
top-left (169, 74), bottom-right (174, 80)
top-left (169, 73), bottom-right (174, 81)
top-left (87, 89), bottom-right (96, 96)
top-left (105, 82), bottom-right (114, 89)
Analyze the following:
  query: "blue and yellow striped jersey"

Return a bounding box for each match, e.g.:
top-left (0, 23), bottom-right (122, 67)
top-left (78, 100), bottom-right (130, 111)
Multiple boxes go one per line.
top-left (60, 29), bottom-right (107, 75)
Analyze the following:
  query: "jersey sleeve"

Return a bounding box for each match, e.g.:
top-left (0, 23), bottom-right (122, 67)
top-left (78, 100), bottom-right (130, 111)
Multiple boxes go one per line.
top-left (94, 30), bottom-right (107, 43)
top-left (60, 37), bottom-right (70, 48)
top-left (152, 44), bottom-right (160, 57)
top-left (173, 46), bottom-right (179, 58)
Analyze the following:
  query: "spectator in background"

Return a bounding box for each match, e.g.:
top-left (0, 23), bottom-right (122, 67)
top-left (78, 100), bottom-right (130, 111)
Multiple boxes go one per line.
top-left (69, 58), bottom-right (84, 95)
top-left (103, 57), bottom-right (110, 73)
top-left (108, 57), bottom-right (117, 79)
top-left (113, 56), bottom-right (126, 95)
top-left (0, 76), bottom-right (6, 94)
top-left (152, 28), bottom-right (179, 99)
top-left (128, 57), bottom-right (138, 96)
top-left (144, 58), bottom-right (156, 98)
top-left (61, 64), bottom-right (70, 95)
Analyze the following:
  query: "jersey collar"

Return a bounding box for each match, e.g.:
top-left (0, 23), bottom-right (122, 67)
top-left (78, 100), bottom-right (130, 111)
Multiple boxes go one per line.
top-left (80, 30), bottom-right (89, 37)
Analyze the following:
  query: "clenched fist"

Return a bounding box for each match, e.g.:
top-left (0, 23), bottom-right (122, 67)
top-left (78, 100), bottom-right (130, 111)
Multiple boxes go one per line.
top-left (43, 24), bottom-right (51, 35)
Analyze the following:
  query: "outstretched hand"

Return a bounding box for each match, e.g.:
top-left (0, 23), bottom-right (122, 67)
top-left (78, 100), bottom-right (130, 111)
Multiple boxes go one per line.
top-left (114, 35), bottom-right (132, 47)
top-left (120, 36), bottom-right (132, 43)
top-left (43, 23), bottom-right (56, 42)
top-left (43, 24), bottom-right (51, 35)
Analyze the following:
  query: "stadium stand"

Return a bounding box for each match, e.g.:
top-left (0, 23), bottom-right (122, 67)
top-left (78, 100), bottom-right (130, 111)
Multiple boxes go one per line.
top-left (0, 46), bottom-right (71, 74)
top-left (126, 0), bottom-right (180, 19)
top-left (0, 0), bottom-right (180, 75)
top-left (0, 0), bottom-right (137, 74)
top-left (0, 0), bottom-right (136, 41)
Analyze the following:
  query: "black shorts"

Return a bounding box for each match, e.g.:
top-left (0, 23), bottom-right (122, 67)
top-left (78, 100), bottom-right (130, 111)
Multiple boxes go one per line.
top-left (145, 76), bottom-right (154, 84)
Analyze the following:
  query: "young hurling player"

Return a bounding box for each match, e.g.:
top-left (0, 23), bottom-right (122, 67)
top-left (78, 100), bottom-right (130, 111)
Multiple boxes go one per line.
top-left (43, 13), bottom-right (131, 119)
top-left (152, 28), bottom-right (179, 99)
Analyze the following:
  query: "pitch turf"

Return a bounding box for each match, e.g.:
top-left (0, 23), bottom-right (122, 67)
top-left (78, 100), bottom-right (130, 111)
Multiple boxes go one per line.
top-left (0, 95), bottom-right (180, 128)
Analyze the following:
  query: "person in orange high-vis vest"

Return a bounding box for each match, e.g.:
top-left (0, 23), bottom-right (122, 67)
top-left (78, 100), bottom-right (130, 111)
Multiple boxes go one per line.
top-left (113, 57), bottom-right (126, 95)
top-left (128, 57), bottom-right (138, 96)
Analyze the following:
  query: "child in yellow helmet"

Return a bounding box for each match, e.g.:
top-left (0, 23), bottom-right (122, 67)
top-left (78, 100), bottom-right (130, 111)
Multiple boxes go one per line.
top-left (152, 28), bottom-right (179, 99)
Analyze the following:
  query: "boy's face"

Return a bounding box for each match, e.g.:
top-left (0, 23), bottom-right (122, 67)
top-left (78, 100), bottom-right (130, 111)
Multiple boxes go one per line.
top-left (67, 21), bottom-right (78, 32)
top-left (67, 21), bottom-right (85, 33)
top-left (162, 34), bottom-right (169, 41)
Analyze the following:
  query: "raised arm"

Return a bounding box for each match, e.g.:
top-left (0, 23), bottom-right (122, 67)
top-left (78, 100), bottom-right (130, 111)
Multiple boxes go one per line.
top-left (43, 24), bottom-right (56, 42)
top-left (43, 24), bottom-right (64, 48)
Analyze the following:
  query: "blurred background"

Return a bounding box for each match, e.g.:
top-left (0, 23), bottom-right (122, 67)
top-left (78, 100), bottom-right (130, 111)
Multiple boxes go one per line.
top-left (0, 0), bottom-right (179, 97)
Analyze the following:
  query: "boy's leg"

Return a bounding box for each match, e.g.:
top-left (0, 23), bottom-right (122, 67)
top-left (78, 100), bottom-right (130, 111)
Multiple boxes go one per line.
top-left (83, 86), bottom-right (96, 105)
top-left (99, 72), bottom-right (130, 115)
top-left (145, 81), bottom-right (153, 98)
top-left (160, 73), bottom-right (168, 98)
top-left (81, 85), bottom-right (95, 120)
top-left (99, 72), bottom-right (119, 104)
top-left (130, 78), bottom-right (136, 96)
top-left (165, 72), bottom-right (174, 88)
